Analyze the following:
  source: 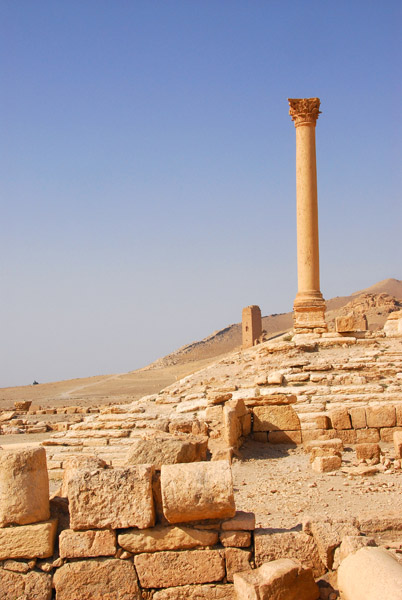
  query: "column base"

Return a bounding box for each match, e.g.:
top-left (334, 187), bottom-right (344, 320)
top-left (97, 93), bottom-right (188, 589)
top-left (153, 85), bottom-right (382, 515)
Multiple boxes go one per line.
top-left (293, 293), bottom-right (327, 333)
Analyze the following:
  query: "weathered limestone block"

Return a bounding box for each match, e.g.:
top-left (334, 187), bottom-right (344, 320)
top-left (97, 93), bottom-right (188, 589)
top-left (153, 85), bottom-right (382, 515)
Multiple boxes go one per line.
top-left (53, 558), bottom-right (141, 600)
top-left (254, 530), bottom-right (325, 577)
top-left (330, 408), bottom-right (351, 430)
top-left (241, 413), bottom-right (252, 436)
top-left (161, 461), bottom-right (235, 523)
top-left (220, 531), bottom-right (251, 548)
top-left (355, 443), bottom-right (381, 461)
top-left (309, 520), bottom-right (359, 569)
top-left (0, 519), bottom-right (57, 560)
top-left (301, 429), bottom-right (337, 442)
top-left (338, 547), bottom-right (402, 600)
top-left (336, 313), bottom-right (367, 333)
top-left (125, 435), bottom-right (207, 468)
top-left (380, 426), bottom-right (402, 442)
top-left (134, 549), bottom-right (225, 588)
top-left (223, 406), bottom-right (242, 448)
top-left (225, 547), bottom-right (252, 582)
top-left (0, 447), bottom-right (49, 527)
top-left (311, 455), bottom-right (341, 472)
top-left (253, 406), bottom-right (300, 432)
top-left (396, 404), bottom-right (402, 426)
top-left (337, 429), bottom-right (357, 444)
top-left (0, 568), bottom-right (51, 600)
top-left (384, 311), bottom-right (402, 337)
top-left (233, 558), bottom-right (319, 600)
top-left (304, 438), bottom-right (343, 453)
top-left (355, 428), bottom-right (380, 443)
top-left (394, 431), bottom-right (402, 459)
top-left (366, 405), bottom-right (396, 428)
top-left (153, 584), bottom-right (234, 599)
top-left (349, 407), bottom-right (367, 429)
top-left (309, 447), bottom-right (341, 463)
top-left (67, 466), bottom-right (155, 530)
top-left (267, 371), bottom-right (284, 385)
top-left (222, 511), bottom-right (255, 531)
top-left (59, 529), bottom-right (117, 558)
top-left (60, 455), bottom-right (107, 497)
top-left (337, 535), bottom-right (376, 564)
top-left (118, 524), bottom-right (218, 553)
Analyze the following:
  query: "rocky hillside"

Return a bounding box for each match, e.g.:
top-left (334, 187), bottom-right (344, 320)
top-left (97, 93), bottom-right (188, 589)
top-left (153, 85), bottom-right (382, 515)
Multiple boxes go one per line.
top-left (149, 279), bottom-right (402, 369)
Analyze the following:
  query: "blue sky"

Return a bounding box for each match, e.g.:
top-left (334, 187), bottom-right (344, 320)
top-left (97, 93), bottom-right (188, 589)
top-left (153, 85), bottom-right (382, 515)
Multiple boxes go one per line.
top-left (1, 1), bottom-right (401, 387)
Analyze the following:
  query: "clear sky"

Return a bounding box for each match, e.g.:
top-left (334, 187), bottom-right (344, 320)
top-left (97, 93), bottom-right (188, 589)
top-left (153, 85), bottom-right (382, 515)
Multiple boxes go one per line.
top-left (1, 1), bottom-right (401, 388)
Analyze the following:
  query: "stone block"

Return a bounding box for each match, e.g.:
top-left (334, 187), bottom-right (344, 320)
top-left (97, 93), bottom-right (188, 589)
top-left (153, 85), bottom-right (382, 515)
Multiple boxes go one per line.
top-left (355, 428), bottom-right (380, 443)
top-left (241, 413), bottom-right (252, 436)
top-left (301, 429), bottom-right (337, 442)
top-left (223, 406), bottom-right (241, 448)
top-left (380, 427), bottom-right (402, 443)
top-left (355, 443), bottom-right (381, 461)
top-left (366, 405), bottom-right (396, 428)
top-left (338, 535), bottom-right (377, 564)
top-left (349, 407), bottom-right (367, 429)
top-left (205, 405), bottom-right (223, 422)
top-left (336, 314), bottom-right (367, 333)
top-left (310, 520), bottom-right (359, 569)
top-left (311, 455), bottom-right (341, 473)
top-left (253, 405), bottom-right (300, 432)
top-left (268, 430), bottom-right (302, 444)
top-left (125, 435), bottom-right (207, 468)
top-left (393, 431), bottom-right (402, 458)
top-left (161, 461), bottom-right (235, 524)
top-left (253, 432), bottom-right (268, 442)
top-left (0, 519), bottom-right (57, 560)
top-left (152, 584), bottom-right (234, 599)
top-left (61, 455), bottom-right (107, 497)
top-left (0, 447), bottom-right (49, 527)
top-left (59, 529), bottom-right (117, 558)
top-left (396, 404), bottom-right (402, 426)
top-left (134, 549), bottom-right (225, 588)
top-left (53, 558), bottom-right (141, 600)
top-left (304, 438), bottom-right (343, 453)
top-left (221, 511), bottom-right (255, 531)
top-left (233, 558), bottom-right (319, 600)
top-left (118, 525), bottom-right (218, 553)
top-left (330, 408), bottom-right (351, 430)
top-left (67, 466), bottom-right (155, 530)
top-left (337, 429), bottom-right (357, 444)
top-left (314, 415), bottom-right (331, 429)
top-left (267, 371), bottom-right (284, 385)
top-left (254, 529), bottom-right (325, 577)
top-left (309, 447), bottom-right (341, 463)
top-left (225, 547), bottom-right (252, 582)
top-left (0, 569), bottom-right (51, 600)
top-left (219, 531), bottom-right (251, 548)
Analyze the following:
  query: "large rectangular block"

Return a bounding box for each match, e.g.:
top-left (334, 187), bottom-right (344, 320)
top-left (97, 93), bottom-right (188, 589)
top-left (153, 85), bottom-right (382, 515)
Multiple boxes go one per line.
top-left (330, 408), bottom-right (351, 430)
top-left (161, 461), bottom-right (235, 524)
top-left (0, 519), bottom-right (57, 560)
top-left (366, 405), bottom-right (396, 428)
top-left (59, 529), bottom-right (117, 558)
top-left (53, 558), bottom-right (140, 600)
top-left (67, 466), bottom-right (155, 530)
top-left (394, 431), bottom-right (402, 459)
top-left (118, 525), bottom-right (218, 553)
top-left (254, 529), bottom-right (325, 578)
top-left (134, 550), bottom-right (225, 588)
top-left (253, 406), bottom-right (301, 432)
top-left (349, 407), bottom-right (367, 429)
top-left (0, 447), bottom-right (50, 527)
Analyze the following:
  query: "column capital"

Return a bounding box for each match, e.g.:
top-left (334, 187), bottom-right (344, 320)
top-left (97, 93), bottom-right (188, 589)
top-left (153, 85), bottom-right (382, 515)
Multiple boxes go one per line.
top-left (288, 98), bottom-right (321, 127)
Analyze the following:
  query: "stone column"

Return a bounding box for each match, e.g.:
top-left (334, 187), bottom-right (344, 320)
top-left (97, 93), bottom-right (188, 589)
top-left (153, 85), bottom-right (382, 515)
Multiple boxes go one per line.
top-left (288, 97), bottom-right (327, 333)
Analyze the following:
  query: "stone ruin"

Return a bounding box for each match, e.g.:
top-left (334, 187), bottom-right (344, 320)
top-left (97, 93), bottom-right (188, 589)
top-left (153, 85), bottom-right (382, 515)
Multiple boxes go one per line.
top-left (1, 98), bottom-right (402, 598)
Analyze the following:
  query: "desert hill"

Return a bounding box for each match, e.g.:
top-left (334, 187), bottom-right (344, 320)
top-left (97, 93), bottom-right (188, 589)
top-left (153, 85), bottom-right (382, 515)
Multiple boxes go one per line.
top-left (150, 278), bottom-right (402, 369)
top-left (1, 278), bottom-right (400, 409)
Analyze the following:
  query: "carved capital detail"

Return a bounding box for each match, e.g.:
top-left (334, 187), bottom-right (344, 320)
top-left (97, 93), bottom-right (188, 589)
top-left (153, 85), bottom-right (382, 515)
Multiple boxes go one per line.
top-left (288, 98), bottom-right (321, 127)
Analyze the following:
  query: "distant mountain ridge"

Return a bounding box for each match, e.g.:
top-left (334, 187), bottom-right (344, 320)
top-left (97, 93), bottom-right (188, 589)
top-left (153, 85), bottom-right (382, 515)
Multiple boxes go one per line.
top-left (150, 278), bottom-right (402, 369)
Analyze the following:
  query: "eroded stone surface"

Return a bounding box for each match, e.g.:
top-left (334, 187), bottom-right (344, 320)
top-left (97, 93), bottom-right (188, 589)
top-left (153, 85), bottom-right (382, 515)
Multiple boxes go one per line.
top-left (0, 447), bottom-right (50, 527)
top-left (253, 405), bottom-right (301, 432)
top-left (161, 461), bottom-right (235, 524)
top-left (134, 549), bottom-right (225, 588)
top-left (0, 519), bottom-right (57, 560)
top-left (59, 529), bottom-right (116, 558)
top-left (0, 568), bottom-right (51, 600)
top-left (53, 558), bottom-right (141, 600)
top-left (118, 525), bottom-right (218, 553)
top-left (67, 466), bottom-right (155, 530)
top-left (153, 584), bottom-right (234, 599)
